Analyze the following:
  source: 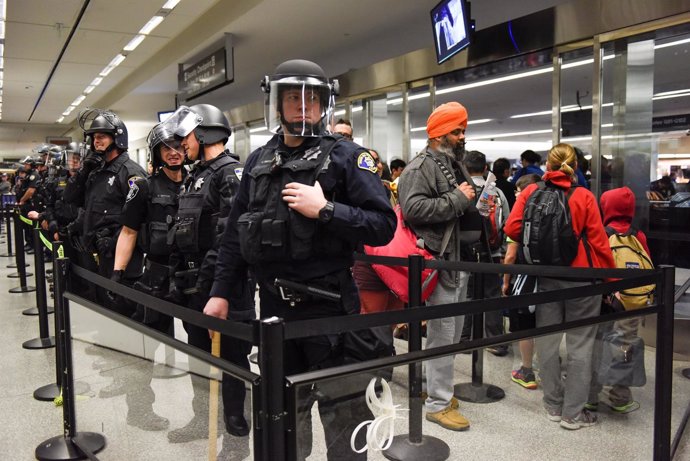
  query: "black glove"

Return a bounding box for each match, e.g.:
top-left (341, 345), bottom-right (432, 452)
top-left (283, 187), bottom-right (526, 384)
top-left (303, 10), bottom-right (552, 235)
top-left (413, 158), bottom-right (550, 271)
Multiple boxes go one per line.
top-left (106, 270), bottom-right (124, 305)
top-left (81, 150), bottom-right (104, 173)
top-left (96, 236), bottom-right (114, 258)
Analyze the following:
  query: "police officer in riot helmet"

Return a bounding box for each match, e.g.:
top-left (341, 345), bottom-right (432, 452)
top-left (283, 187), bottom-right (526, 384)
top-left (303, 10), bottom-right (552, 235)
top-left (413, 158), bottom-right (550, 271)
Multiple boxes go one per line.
top-left (163, 103), bottom-right (253, 442)
top-left (63, 108), bottom-right (147, 315)
top-left (114, 122), bottom-right (185, 333)
top-left (204, 59), bottom-right (396, 459)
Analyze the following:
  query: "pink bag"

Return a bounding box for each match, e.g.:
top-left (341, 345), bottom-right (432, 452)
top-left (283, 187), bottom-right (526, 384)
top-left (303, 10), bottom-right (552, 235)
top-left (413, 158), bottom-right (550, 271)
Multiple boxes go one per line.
top-left (364, 205), bottom-right (438, 303)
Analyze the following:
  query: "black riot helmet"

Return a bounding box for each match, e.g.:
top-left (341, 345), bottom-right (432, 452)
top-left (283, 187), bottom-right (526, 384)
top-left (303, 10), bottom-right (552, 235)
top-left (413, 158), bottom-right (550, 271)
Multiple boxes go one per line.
top-left (146, 122), bottom-right (185, 171)
top-left (21, 155), bottom-right (37, 167)
top-left (62, 142), bottom-right (83, 172)
top-left (77, 108), bottom-right (128, 153)
top-left (187, 104), bottom-right (232, 146)
top-left (261, 59), bottom-right (339, 137)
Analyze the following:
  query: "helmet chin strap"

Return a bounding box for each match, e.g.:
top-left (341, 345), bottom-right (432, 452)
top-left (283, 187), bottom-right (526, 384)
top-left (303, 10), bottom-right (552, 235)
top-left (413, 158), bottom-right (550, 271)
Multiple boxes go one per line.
top-left (163, 163), bottom-right (184, 171)
top-left (95, 142), bottom-right (117, 156)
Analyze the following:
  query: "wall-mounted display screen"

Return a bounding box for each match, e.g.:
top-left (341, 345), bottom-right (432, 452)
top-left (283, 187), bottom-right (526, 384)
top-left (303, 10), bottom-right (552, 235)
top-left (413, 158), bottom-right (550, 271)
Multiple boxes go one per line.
top-left (430, 0), bottom-right (471, 64)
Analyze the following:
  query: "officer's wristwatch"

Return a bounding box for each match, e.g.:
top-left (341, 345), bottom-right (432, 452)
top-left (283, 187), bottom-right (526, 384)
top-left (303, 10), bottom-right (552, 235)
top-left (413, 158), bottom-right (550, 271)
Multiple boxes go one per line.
top-left (318, 201), bottom-right (335, 223)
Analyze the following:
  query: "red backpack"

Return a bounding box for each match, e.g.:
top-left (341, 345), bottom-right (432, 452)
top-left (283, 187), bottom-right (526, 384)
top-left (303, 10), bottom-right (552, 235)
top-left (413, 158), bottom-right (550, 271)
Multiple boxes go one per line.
top-left (364, 205), bottom-right (438, 303)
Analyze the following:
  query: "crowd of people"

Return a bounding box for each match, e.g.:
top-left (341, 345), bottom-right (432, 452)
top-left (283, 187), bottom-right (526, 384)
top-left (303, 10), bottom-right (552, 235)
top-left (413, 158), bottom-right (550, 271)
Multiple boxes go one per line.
top-left (9, 57), bottom-right (656, 457)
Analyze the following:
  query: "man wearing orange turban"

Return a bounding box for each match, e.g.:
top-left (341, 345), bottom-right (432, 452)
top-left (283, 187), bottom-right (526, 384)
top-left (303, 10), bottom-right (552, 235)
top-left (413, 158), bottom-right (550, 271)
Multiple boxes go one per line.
top-left (397, 101), bottom-right (478, 432)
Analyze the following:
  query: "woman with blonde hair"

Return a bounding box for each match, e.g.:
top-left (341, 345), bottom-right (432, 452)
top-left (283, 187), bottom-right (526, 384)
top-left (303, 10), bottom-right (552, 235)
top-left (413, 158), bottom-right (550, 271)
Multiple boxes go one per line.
top-left (503, 143), bottom-right (615, 430)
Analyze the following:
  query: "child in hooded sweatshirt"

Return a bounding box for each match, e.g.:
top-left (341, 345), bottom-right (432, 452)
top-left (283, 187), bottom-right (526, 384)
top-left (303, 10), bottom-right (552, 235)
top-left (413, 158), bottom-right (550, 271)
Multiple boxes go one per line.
top-left (504, 143), bottom-right (615, 430)
top-left (586, 186), bottom-right (649, 414)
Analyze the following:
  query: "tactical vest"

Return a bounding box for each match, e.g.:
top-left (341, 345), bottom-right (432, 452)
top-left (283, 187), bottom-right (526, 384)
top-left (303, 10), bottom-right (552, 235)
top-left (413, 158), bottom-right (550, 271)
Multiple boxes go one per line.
top-left (141, 174), bottom-right (179, 256)
top-left (174, 154), bottom-right (237, 255)
top-left (237, 136), bottom-right (345, 264)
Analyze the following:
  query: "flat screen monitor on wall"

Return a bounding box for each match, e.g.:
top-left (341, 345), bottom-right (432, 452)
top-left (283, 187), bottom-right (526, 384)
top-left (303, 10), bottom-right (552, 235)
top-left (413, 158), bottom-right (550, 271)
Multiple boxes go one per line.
top-left (431, 0), bottom-right (472, 64)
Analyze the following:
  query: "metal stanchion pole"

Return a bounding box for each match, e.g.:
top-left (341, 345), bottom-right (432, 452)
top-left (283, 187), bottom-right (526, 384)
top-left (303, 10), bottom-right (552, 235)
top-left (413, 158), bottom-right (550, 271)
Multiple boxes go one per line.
top-left (23, 228), bottom-right (56, 349)
top-left (384, 255), bottom-right (449, 461)
top-left (34, 241), bottom-right (67, 401)
top-left (9, 211), bottom-right (35, 293)
top-left (0, 204), bottom-right (14, 258)
top-left (259, 317), bottom-right (286, 461)
top-left (35, 257), bottom-right (106, 461)
top-left (653, 265), bottom-right (675, 461)
top-left (454, 272), bottom-right (505, 403)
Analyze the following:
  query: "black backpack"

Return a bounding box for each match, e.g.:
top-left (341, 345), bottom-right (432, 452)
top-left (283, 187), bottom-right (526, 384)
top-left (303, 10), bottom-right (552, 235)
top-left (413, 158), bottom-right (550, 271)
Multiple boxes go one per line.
top-left (519, 181), bottom-right (582, 266)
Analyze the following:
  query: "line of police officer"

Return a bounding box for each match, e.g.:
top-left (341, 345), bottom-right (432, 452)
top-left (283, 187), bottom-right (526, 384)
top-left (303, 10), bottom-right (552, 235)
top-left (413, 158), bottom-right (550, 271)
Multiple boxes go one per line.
top-left (23, 57), bottom-right (396, 458)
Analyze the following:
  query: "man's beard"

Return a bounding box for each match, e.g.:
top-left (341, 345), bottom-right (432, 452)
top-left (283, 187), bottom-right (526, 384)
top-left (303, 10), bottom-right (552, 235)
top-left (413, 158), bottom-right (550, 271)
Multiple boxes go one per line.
top-left (438, 136), bottom-right (465, 161)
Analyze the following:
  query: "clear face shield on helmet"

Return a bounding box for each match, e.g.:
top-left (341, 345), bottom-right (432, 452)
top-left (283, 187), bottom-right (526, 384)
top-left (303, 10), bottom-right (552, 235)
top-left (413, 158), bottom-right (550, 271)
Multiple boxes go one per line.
top-left (159, 106), bottom-right (203, 140)
top-left (77, 108), bottom-right (124, 153)
top-left (263, 76), bottom-right (336, 137)
top-left (65, 149), bottom-right (82, 173)
top-left (146, 122), bottom-right (186, 171)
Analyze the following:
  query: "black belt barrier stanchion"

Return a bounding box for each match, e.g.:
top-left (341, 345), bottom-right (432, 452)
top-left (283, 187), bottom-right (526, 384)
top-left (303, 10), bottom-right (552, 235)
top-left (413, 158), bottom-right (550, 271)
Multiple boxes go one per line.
top-left (384, 254), bottom-right (450, 461)
top-left (0, 205), bottom-right (13, 258)
top-left (258, 317), bottom-right (287, 461)
top-left (22, 229), bottom-right (55, 316)
top-left (454, 271), bottom-right (505, 403)
top-left (9, 211), bottom-right (35, 293)
top-left (8, 209), bottom-right (31, 271)
top-left (22, 228), bottom-right (55, 349)
top-left (654, 266), bottom-right (674, 461)
top-left (35, 256), bottom-right (106, 461)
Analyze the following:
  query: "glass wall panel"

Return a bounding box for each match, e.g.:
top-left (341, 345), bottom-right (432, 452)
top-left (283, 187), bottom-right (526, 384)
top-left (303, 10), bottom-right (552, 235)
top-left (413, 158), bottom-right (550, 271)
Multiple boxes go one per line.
top-left (601, 23), bottom-right (690, 268)
top-left (407, 84), bottom-right (433, 161)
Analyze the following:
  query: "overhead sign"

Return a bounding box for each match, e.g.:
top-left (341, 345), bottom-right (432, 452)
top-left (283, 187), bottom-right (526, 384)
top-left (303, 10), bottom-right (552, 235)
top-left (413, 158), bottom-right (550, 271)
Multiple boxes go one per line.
top-left (178, 34), bottom-right (234, 101)
top-left (653, 113), bottom-right (690, 132)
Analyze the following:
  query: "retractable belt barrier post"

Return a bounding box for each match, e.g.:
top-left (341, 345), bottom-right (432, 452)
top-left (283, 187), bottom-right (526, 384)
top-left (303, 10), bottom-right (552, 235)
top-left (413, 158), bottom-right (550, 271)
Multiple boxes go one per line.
top-left (454, 271), bottom-right (505, 403)
top-left (22, 228), bottom-right (55, 349)
top-left (384, 254), bottom-right (449, 461)
top-left (35, 257), bottom-right (106, 461)
top-left (34, 241), bottom-right (69, 402)
top-left (258, 317), bottom-right (286, 461)
top-left (0, 203), bottom-right (14, 258)
top-left (9, 210), bottom-right (35, 293)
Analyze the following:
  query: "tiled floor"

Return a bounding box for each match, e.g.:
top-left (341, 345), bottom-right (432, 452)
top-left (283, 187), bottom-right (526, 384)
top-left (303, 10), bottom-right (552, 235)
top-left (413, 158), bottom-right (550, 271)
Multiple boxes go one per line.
top-left (2, 239), bottom-right (690, 460)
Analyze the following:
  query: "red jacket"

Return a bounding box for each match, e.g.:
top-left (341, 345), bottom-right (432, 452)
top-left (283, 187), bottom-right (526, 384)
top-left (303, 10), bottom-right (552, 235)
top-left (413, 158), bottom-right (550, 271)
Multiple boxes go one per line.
top-left (599, 186), bottom-right (650, 255)
top-left (504, 171), bottom-right (615, 269)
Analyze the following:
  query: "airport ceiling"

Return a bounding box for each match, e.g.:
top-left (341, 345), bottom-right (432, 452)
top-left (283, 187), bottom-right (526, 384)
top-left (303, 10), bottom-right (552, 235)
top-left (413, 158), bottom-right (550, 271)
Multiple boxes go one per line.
top-left (2, 0), bottom-right (687, 160)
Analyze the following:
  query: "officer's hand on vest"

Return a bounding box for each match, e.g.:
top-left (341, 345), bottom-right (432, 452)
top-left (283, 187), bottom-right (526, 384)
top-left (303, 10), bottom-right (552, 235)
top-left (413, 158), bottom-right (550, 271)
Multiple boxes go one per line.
top-left (106, 270), bottom-right (124, 304)
top-left (282, 181), bottom-right (327, 219)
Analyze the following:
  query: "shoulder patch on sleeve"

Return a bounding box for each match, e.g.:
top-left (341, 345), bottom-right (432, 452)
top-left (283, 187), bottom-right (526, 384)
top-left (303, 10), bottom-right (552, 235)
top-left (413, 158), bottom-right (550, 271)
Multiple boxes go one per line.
top-left (357, 152), bottom-right (378, 174)
top-left (125, 183), bottom-right (139, 203)
top-left (128, 176), bottom-right (143, 188)
top-left (234, 167), bottom-right (243, 181)
top-left (29, 175), bottom-right (36, 181)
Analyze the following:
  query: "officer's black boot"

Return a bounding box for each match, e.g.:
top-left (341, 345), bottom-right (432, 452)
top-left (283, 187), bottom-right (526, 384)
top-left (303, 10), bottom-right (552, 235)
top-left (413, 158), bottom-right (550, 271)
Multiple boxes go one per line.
top-left (125, 361), bottom-right (169, 431)
top-left (167, 374), bottom-right (209, 443)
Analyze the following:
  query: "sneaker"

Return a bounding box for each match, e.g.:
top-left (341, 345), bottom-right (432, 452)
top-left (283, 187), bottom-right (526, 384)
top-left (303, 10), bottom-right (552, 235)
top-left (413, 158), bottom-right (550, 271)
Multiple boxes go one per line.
top-left (426, 405), bottom-right (470, 431)
top-left (167, 416), bottom-right (208, 443)
top-left (546, 406), bottom-right (562, 422)
top-left (584, 402), bottom-right (599, 412)
top-left (511, 367), bottom-right (537, 389)
top-left (609, 400), bottom-right (640, 414)
top-left (127, 410), bottom-right (170, 431)
top-left (421, 392), bottom-right (459, 410)
top-left (560, 409), bottom-right (597, 430)
top-left (486, 345), bottom-right (509, 357)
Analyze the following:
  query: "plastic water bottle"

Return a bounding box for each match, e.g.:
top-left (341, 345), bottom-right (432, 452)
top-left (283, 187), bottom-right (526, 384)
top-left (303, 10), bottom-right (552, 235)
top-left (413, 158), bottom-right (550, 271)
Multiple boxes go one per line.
top-left (476, 171), bottom-right (497, 217)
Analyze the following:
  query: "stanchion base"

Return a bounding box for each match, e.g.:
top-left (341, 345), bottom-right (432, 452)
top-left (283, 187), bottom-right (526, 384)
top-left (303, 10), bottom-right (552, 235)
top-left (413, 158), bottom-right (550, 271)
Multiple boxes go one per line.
top-left (33, 381), bottom-right (92, 402)
top-left (9, 285), bottom-right (36, 293)
top-left (35, 433), bottom-right (106, 461)
top-left (22, 306), bottom-right (54, 315)
top-left (383, 434), bottom-right (450, 461)
top-left (152, 362), bottom-right (188, 379)
top-left (6, 263), bottom-right (17, 268)
top-left (682, 368), bottom-right (690, 380)
top-left (0, 252), bottom-right (13, 258)
top-left (23, 336), bottom-right (56, 349)
top-left (8, 271), bottom-right (33, 278)
top-left (454, 382), bottom-right (505, 404)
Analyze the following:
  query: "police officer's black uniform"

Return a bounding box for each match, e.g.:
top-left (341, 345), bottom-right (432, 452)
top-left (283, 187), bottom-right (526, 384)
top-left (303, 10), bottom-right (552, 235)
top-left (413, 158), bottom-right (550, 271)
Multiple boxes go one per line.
top-left (121, 169), bottom-right (184, 332)
top-left (64, 152), bottom-right (146, 316)
top-left (210, 59), bottom-right (396, 459)
top-left (170, 147), bottom-right (253, 439)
